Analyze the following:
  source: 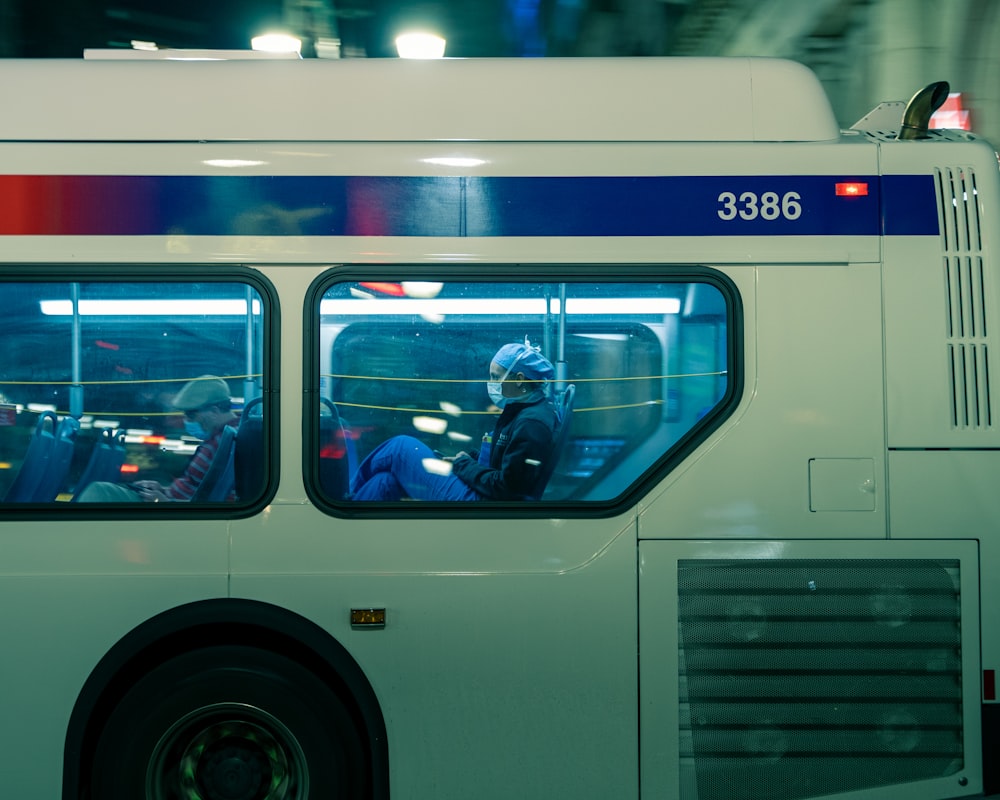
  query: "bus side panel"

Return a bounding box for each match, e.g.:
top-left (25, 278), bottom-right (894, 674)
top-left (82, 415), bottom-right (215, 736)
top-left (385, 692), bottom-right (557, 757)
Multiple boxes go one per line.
top-left (879, 140), bottom-right (1000, 722)
top-left (888, 449), bottom-right (1000, 695)
top-left (640, 539), bottom-right (982, 800)
top-left (881, 143), bottom-right (1000, 450)
top-left (0, 523), bottom-right (227, 797)
top-left (639, 262), bottom-right (886, 539)
top-left (231, 509), bottom-right (639, 800)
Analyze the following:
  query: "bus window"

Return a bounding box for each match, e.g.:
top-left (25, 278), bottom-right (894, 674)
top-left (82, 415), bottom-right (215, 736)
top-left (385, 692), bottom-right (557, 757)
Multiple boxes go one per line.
top-left (0, 278), bottom-right (269, 506)
top-left (312, 274), bottom-right (738, 507)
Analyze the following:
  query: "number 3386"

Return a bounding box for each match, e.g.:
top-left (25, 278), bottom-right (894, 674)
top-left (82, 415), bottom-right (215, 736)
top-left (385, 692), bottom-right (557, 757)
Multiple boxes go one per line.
top-left (717, 191), bottom-right (802, 221)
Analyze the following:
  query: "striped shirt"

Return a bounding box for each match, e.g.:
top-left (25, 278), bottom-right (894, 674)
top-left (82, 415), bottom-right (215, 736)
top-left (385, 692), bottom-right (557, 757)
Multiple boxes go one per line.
top-left (165, 421), bottom-right (237, 501)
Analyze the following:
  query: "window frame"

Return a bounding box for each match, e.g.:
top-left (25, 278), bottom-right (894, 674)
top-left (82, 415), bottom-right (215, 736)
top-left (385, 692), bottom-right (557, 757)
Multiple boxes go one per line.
top-left (304, 264), bottom-right (744, 519)
top-left (0, 265), bottom-right (279, 520)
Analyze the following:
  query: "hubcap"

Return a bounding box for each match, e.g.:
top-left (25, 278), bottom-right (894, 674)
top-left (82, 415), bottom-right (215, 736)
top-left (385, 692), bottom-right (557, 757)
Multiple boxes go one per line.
top-left (147, 703), bottom-right (308, 800)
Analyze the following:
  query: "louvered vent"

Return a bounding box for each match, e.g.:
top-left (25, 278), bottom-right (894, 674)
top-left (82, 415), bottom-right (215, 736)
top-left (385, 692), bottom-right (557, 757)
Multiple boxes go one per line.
top-left (864, 130), bottom-right (904, 143)
top-left (936, 167), bottom-right (992, 429)
top-left (936, 167), bottom-right (982, 253)
top-left (863, 129), bottom-right (963, 144)
top-left (678, 559), bottom-right (964, 800)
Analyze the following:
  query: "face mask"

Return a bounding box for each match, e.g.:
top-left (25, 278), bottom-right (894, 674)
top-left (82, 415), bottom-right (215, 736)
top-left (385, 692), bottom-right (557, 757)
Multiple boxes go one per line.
top-left (487, 358), bottom-right (518, 409)
top-left (184, 419), bottom-right (208, 440)
top-left (487, 381), bottom-right (506, 408)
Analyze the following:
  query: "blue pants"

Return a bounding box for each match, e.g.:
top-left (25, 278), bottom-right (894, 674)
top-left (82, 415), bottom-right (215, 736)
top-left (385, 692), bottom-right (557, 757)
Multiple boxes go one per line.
top-left (350, 435), bottom-right (480, 501)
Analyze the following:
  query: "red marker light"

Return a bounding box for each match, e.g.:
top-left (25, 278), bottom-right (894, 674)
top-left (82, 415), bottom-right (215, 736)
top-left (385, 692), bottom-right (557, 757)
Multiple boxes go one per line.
top-left (835, 182), bottom-right (869, 197)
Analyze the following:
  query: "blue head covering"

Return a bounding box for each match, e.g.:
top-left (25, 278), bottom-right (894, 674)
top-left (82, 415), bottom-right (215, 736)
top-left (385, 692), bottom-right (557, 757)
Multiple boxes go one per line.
top-left (492, 340), bottom-right (555, 393)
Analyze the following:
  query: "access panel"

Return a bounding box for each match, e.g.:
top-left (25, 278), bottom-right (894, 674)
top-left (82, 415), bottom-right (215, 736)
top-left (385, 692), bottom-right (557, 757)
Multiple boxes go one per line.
top-left (639, 539), bottom-right (981, 800)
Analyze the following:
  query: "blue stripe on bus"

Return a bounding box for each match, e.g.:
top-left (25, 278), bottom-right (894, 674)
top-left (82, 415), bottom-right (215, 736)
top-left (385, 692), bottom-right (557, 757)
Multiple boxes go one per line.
top-left (467, 176), bottom-right (881, 236)
top-left (880, 174), bottom-right (941, 235)
top-left (1, 174), bottom-right (938, 237)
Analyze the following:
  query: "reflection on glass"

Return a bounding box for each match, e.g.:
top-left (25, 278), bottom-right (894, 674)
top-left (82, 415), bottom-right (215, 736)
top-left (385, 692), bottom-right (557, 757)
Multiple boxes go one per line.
top-left (0, 281), bottom-right (265, 505)
top-left (318, 279), bottom-right (731, 503)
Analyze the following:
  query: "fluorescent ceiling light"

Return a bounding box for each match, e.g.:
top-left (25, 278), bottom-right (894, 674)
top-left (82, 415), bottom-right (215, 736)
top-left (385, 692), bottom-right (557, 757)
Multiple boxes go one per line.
top-left (401, 281), bottom-right (444, 298)
top-left (40, 299), bottom-right (262, 316)
top-left (558, 298), bottom-right (681, 315)
top-left (412, 416), bottom-right (448, 434)
top-left (319, 297), bottom-right (680, 316)
top-left (421, 457), bottom-right (453, 476)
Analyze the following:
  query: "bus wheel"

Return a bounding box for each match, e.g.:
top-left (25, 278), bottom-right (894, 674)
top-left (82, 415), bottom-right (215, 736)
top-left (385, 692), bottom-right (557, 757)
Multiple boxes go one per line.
top-left (90, 645), bottom-right (366, 800)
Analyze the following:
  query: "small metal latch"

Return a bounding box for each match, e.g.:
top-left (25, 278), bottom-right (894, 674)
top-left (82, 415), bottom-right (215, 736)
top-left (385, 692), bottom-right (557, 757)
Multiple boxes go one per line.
top-left (351, 608), bottom-right (386, 629)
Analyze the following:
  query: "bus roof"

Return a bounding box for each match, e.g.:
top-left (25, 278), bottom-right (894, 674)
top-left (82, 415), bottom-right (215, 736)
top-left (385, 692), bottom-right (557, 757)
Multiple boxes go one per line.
top-left (0, 56), bottom-right (840, 144)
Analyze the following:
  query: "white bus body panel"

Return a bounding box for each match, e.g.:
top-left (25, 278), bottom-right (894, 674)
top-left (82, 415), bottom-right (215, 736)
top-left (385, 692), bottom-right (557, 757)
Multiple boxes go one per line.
top-left (890, 449), bottom-right (1000, 682)
top-left (638, 261), bottom-right (886, 539)
top-left (881, 139), bottom-right (1000, 449)
top-left (0, 521), bottom-right (227, 797)
top-left (231, 512), bottom-right (639, 799)
top-left (0, 57), bottom-right (839, 143)
top-left (0, 140), bottom-right (880, 268)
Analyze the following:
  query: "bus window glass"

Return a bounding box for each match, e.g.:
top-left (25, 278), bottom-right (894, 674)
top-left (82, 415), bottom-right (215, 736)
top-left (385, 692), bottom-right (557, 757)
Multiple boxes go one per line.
top-left (315, 277), bottom-right (734, 504)
top-left (0, 280), bottom-right (267, 506)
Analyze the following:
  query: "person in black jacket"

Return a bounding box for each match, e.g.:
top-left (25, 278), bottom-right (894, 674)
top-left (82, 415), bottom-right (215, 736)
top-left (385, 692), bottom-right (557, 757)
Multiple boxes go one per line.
top-left (349, 341), bottom-right (558, 501)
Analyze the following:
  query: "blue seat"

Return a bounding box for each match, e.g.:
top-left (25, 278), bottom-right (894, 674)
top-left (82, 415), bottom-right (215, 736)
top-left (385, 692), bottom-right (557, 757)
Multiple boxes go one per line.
top-left (234, 397), bottom-right (264, 502)
top-left (31, 415), bottom-right (80, 501)
top-left (4, 412), bottom-right (59, 502)
top-left (72, 428), bottom-right (126, 501)
top-left (190, 425), bottom-right (237, 502)
top-left (535, 384), bottom-right (575, 500)
top-left (319, 397), bottom-right (353, 500)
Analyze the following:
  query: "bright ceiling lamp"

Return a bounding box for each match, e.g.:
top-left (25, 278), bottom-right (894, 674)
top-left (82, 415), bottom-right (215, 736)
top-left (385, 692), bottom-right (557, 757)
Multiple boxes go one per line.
top-left (40, 299), bottom-right (262, 316)
top-left (395, 32), bottom-right (446, 59)
top-left (251, 33), bottom-right (302, 55)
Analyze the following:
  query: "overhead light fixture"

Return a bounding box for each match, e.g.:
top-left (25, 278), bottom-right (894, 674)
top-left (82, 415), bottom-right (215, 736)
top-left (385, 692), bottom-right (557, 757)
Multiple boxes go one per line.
top-left (319, 297), bottom-right (681, 316)
top-left (401, 281), bottom-right (444, 298)
top-left (251, 33), bottom-right (302, 55)
top-left (395, 32), bottom-right (446, 59)
top-left (412, 416), bottom-right (448, 434)
top-left (40, 299), bottom-right (262, 316)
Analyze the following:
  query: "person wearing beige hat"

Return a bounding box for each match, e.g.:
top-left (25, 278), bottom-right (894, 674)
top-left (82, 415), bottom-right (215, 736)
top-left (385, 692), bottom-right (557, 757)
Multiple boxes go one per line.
top-left (76, 376), bottom-right (238, 503)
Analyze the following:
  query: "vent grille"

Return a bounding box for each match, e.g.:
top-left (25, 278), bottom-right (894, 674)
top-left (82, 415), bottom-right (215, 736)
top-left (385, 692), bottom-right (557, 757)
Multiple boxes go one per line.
top-left (864, 129), bottom-right (971, 144)
top-left (936, 167), bottom-right (982, 253)
top-left (864, 130), bottom-right (902, 142)
top-left (678, 559), bottom-right (964, 800)
top-left (936, 167), bottom-right (992, 429)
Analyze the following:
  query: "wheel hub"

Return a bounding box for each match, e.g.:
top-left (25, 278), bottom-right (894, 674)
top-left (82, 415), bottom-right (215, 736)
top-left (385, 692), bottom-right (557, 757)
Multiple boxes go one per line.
top-left (148, 704), bottom-right (305, 800)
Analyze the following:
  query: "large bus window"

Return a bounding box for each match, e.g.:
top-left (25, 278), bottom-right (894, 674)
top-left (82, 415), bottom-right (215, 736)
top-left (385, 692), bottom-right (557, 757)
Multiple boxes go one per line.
top-left (312, 274), bottom-right (738, 507)
top-left (0, 277), bottom-right (269, 507)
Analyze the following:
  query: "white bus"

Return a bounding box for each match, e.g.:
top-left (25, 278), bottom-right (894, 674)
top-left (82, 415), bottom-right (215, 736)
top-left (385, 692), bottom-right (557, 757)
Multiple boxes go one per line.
top-left (0, 56), bottom-right (996, 800)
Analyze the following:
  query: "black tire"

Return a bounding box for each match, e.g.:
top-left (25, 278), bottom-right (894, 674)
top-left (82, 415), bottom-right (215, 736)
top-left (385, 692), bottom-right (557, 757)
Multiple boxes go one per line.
top-left (90, 645), bottom-right (367, 800)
